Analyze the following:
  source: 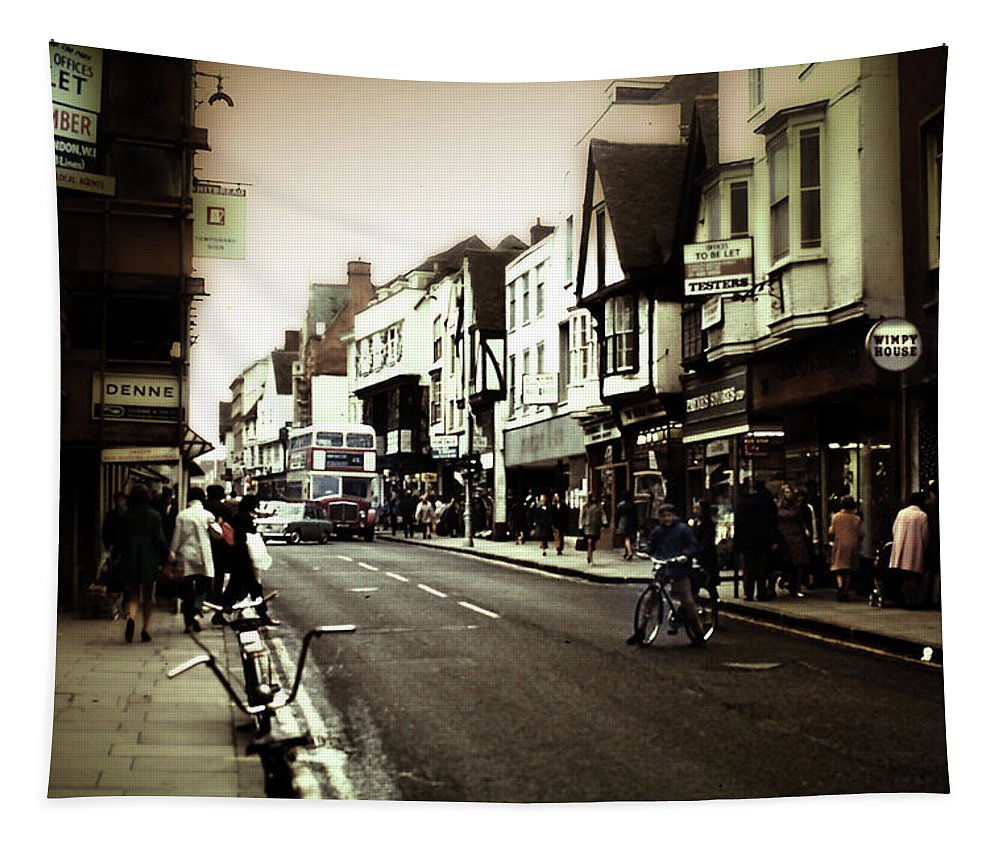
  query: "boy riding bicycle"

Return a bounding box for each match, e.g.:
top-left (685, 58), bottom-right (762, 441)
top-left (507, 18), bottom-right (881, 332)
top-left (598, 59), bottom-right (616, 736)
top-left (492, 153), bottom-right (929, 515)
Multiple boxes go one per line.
top-left (626, 504), bottom-right (703, 645)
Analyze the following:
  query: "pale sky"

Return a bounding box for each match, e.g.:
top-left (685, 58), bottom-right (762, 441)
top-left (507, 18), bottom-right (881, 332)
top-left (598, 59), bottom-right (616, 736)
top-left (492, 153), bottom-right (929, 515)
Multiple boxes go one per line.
top-left (188, 67), bottom-right (623, 449)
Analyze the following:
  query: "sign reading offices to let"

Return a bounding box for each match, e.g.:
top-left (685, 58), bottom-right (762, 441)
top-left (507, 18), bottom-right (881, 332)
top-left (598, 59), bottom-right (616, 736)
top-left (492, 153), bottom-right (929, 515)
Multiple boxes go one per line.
top-left (50, 43), bottom-right (115, 194)
top-left (683, 238), bottom-right (754, 297)
top-left (92, 373), bottom-right (180, 422)
top-left (193, 183), bottom-right (246, 259)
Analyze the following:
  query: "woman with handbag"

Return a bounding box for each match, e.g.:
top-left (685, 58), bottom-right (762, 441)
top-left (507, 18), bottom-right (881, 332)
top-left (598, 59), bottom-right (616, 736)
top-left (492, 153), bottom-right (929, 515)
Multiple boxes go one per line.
top-left (220, 495), bottom-right (280, 627)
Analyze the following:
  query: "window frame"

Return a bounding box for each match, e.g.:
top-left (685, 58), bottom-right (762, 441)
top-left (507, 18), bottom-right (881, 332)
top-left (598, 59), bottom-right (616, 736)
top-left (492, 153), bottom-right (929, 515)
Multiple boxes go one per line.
top-left (604, 294), bottom-right (638, 375)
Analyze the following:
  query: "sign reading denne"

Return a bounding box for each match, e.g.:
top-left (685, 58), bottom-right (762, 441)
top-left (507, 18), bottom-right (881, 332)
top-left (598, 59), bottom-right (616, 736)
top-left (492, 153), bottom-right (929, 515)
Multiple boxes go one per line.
top-left (92, 374), bottom-right (180, 423)
top-left (683, 238), bottom-right (754, 297)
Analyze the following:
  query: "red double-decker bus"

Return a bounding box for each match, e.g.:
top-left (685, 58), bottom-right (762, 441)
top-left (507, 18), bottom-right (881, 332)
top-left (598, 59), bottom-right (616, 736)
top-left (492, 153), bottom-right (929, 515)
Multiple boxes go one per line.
top-left (285, 424), bottom-right (378, 540)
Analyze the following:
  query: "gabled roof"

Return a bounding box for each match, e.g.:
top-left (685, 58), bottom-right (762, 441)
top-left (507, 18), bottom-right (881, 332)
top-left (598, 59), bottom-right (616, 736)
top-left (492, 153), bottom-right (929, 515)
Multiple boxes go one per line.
top-left (466, 239), bottom-right (528, 332)
top-left (589, 139), bottom-right (689, 271)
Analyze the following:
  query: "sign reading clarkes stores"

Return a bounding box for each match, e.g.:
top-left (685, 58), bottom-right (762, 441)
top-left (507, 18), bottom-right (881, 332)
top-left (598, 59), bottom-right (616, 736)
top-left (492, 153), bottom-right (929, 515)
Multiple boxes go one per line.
top-left (92, 374), bottom-right (180, 423)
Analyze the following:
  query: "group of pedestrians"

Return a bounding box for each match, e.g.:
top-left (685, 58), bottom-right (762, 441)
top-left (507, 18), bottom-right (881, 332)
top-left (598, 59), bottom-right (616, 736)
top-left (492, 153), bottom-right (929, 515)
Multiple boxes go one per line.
top-left (509, 489), bottom-right (576, 558)
top-left (101, 482), bottom-right (278, 644)
top-left (734, 480), bottom-right (825, 602)
top-left (734, 477), bottom-right (941, 608)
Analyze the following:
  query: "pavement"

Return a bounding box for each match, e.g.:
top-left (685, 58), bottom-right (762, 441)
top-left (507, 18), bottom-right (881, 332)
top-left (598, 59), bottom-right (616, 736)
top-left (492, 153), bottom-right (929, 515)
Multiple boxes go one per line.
top-left (46, 529), bottom-right (943, 799)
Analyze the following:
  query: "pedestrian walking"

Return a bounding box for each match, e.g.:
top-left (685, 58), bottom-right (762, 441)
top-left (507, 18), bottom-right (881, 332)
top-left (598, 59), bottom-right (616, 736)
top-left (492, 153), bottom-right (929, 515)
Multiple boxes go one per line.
top-left (415, 494), bottom-right (436, 539)
top-left (168, 487), bottom-right (216, 632)
top-left (508, 491), bottom-right (526, 544)
top-left (402, 490), bottom-right (418, 539)
top-left (828, 495), bottom-right (864, 602)
top-left (100, 490), bottom-right (128, 590)
top-left (153, 485), bottom-right (178, 543)
top-left (205, 484), bottom-right (236, 625)
top-left (579, 492), bottom-right (605, 565)
top-left (112, 482), bottom-right (169, 643)
top-left (691, 499), bottom-right (719, 586)
top-left (221, 495), bottom-right (279, 626)
top-left (888, 492), bottom-right (930, 608)
top-left (550, 492), bottom-right (568, 555)
top-left (534, 493), bottom-right (553, 555)
top-left (733, 480), bottom-right (780, 601)
top-left (776, 484), bottom-right (811, 597)
top-left (615, 492), bottom-right (638, 560)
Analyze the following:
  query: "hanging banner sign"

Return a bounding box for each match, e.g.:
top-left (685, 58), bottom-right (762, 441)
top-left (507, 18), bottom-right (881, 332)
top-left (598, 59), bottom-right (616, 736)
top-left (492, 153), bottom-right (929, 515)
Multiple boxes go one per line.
top-left (193, 183), bottom-right (247, 259)
top-left (683, 238), bottom-right (754, 296)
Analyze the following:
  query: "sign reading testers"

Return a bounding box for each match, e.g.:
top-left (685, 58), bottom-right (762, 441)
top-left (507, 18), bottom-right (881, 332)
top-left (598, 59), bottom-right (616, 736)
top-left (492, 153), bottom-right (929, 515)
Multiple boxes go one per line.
top-left (683, 238), bottom-right (754, 297)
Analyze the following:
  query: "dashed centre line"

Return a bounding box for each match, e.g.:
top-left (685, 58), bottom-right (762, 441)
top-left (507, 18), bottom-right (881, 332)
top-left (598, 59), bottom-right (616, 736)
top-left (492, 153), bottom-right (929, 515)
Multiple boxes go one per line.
top-left (358, 562), bottom-right (378, 571)
top-left (458, 601), bottom-right (500, 619)
top-left (336, 555), bottom-right (354, 562)
top-left (384, 572), bottom-right (409, 583)
top-left (417, 584), bottom-right (448, 598)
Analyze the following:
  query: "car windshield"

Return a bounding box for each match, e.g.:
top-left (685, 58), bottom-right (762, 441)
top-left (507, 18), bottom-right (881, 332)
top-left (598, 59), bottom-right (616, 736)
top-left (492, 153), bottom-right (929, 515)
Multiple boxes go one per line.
top-left (264, 503), bottom-right (303, 519)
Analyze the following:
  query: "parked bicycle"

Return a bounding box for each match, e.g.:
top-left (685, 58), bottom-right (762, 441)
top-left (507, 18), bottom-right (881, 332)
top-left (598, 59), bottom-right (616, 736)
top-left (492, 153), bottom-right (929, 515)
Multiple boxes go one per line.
top-left (167, 592), bottom-right (355, 737)
top-left (632, 555), bottom-right (718, 647)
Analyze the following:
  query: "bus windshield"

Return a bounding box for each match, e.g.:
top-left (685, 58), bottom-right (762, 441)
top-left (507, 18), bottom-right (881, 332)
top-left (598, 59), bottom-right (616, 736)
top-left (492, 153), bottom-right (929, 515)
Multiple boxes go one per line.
top-left (342, 478), bottom-right (372, 499)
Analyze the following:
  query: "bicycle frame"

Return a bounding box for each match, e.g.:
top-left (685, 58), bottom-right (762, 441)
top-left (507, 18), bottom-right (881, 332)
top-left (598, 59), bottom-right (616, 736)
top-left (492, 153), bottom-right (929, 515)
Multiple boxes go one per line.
top-left (632, 556), bottom-right (717, 646)
top-left (167, 594), bottom-right (355, 737)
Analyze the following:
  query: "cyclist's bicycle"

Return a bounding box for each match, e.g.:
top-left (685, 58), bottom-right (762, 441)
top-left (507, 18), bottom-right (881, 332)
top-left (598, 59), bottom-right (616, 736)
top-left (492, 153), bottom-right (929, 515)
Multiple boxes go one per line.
top-left (167, 592), bottom-right (355, 738)
top-left (632, 555), bottom-right (718, 647)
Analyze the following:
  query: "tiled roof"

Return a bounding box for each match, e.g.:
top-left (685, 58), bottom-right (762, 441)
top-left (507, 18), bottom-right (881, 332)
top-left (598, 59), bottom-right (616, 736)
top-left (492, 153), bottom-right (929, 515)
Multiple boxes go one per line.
top-left (467, 239), bottom-right (528, 332)
top-left (590, 140), bottom-right (689, 270)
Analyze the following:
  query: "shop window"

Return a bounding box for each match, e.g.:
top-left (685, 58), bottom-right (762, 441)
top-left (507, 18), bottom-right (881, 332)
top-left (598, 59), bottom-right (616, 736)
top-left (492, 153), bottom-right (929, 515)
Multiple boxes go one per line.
top-left (730, 181), bottom-right (749, 238)
top-left (604, 295), bottom-right (636, 373)
top-left (596, 208), bottom-right (607, 288)
top-left (769, 134), bottom-right (789, 262)
top-left (681, 307), bottom-right (704, 363)
top-left (570, 312), bottom-right (596, 383)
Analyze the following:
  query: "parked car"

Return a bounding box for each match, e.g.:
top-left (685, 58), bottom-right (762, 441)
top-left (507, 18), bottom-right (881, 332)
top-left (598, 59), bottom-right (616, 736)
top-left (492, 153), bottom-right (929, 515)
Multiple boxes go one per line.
top-left (255, 501), bottom-right (334, 544)
top-left (315, 495), bottom-right (376, 541)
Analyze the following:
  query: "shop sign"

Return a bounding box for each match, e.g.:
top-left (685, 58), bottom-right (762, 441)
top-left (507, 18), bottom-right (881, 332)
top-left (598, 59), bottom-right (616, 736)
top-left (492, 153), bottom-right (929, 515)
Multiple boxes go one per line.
top-left (193, 183), bottom-right (247, 260)
top-left (683, 238), bottom-right (754, 296)
top-left (702, 296), bottom-right (723, 329)
top-left (865, 318), bottom-right (922, 372)
top-left (619, 399), bottom-right (666, 427)
top-left (743, 431), bottom-right (784, 457)
top-left (92, 373), bottom-right (180, 423)
top-left (101, 446), bottom-right (180, 463)
top-left (55, 167), bottom-right (116, 196)
top-left (431, 434), bottom-right (458, 459)
top-left (684, 369), bottom-right (748, 426)
top-left (522, 373), bottom-right (558, 405)
top-left (582, 420), bottom-right (620, 446)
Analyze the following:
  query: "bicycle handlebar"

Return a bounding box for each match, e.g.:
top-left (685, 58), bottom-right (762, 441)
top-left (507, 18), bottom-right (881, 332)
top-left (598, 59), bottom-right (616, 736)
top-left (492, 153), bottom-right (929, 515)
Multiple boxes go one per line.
top-left (203, 590), bottom-right (279, 615)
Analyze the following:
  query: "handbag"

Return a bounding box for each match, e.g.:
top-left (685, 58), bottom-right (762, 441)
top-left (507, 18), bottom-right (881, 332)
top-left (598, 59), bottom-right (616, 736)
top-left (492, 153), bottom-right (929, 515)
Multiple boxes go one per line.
top-left (246, 532), bottom-right (273, 574)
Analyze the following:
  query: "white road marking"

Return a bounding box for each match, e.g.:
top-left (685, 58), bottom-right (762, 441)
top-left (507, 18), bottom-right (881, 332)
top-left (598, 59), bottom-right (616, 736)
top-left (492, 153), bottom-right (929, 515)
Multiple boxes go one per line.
top-left (458, 601), bottom-right (500, 619)
top-left (417, 584), bottom-right (447, 598)
top-left (349, 587), bottom-right (379, 593)
top-left (358, 562), bottom-right (378, 571)
top-left (384, 572), bottom-right (409, 582)
top-left (336, 555), bottom-right (354, 562)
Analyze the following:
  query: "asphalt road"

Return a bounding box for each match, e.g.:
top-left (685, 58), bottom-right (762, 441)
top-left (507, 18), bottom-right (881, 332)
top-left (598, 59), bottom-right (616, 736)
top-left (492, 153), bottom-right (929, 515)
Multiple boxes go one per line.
top-left (260, 538), bottom-right (949, 803)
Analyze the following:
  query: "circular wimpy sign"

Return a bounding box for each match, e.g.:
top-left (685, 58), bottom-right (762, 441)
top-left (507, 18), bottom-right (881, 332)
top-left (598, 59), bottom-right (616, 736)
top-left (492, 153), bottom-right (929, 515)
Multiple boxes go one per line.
top-left (865, 318), bottom-right (923, 372)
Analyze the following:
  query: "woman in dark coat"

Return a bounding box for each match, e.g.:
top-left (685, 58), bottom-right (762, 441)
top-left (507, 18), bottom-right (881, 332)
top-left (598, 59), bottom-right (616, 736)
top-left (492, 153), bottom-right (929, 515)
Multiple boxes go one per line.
top-left (777, 484), bottom-right (812, 598)
top-left (691, 499), bottom-right (719, 586)
top-left (113, 482), bottom-right (169, 643)
top-left (550, 492), bottom-right (568, 555)
top-left (533, 494), bottom-right (553, 555)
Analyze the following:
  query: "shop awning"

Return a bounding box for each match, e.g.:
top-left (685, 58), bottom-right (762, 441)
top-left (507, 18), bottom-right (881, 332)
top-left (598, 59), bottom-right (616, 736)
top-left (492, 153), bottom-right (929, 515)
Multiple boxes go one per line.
top-left (181, 425), bottom-right (214, 460)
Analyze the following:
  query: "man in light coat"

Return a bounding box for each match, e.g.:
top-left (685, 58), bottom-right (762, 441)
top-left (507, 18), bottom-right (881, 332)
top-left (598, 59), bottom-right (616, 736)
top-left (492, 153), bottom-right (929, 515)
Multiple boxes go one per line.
top-left (169, 487), bottom-right (216, 632)
top-left (888, 492), bottom-right (930, 608)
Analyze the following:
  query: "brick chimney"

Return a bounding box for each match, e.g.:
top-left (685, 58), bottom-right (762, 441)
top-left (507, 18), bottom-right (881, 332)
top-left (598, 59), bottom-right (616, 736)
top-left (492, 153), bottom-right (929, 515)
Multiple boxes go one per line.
top-left (530, 217), bottom-right (555, 245)
top-left (347, 260), bottom-right (374, 313)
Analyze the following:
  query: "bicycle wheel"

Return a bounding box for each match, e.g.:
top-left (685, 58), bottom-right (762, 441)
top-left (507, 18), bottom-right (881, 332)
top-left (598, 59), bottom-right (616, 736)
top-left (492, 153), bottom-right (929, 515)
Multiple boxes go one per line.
top-left (683, 583), bottom-right (719, 645)
top-left (633, 585), bottom-right (664, 646)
